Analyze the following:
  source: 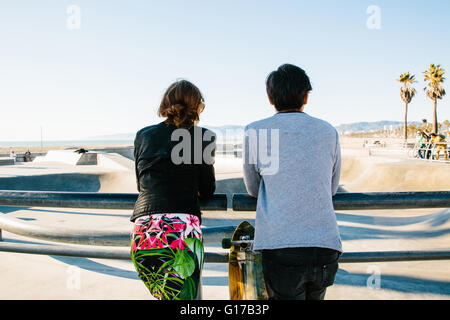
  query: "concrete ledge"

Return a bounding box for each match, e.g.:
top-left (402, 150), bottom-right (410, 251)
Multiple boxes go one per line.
top-left (0, 157), bottom-right (15, 166)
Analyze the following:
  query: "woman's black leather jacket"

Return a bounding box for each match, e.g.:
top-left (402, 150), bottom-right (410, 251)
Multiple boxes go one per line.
top-left (130, 121), bottom-right (216, 223)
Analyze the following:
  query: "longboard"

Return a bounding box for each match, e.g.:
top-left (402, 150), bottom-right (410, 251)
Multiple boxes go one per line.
top-left (222, 221), bottom-right (268, 300)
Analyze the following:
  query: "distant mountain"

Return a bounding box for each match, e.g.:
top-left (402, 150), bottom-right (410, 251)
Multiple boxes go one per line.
top-left (335, 121), bottom-right (421, 134)
top-left (204, 125), bottom-right (245, 131)
top-left (87, 122), bottom-right (422, 139)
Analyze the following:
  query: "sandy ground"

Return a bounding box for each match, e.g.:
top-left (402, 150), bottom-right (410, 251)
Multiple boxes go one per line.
top-left (0, 142), bottom-right (449, 300)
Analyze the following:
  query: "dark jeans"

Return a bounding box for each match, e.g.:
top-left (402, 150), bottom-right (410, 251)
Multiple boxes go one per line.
top-left (261, 247), bottom-right (340, 300)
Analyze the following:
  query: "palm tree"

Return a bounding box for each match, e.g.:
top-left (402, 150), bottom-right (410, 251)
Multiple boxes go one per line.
top-left (423, 64), bottom-right (446, 134)
top-left (397, 72), bottom-right (416, 142)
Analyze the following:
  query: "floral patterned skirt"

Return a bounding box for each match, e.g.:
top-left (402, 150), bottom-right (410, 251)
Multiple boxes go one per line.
top-left (130, 213), bottom-right (204, 300)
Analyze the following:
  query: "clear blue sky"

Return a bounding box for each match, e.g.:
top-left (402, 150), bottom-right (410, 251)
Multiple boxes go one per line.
top-left (0, 0), bottom-right (449, 141)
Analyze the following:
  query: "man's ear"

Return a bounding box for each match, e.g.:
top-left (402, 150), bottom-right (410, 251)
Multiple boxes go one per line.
top-left (303, 92), bottom-right (309, 105)
top-left (300, 92), bottom-right (309, 112)
top-left (268, 95), bottom-right (274, 106)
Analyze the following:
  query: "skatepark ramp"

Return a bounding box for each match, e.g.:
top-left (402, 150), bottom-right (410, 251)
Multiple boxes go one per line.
top-left (340, 152), bottom-right (450, 192)
top-left (0, 190), bottom-right (449, 263)
top-left (34, 150), bottom-right (98, 166)
top-left (8, 150), bottom-right (449, 194)
top-left (33, 150), bottom-right (134, 171)
top-left (0, 172), bottom-right (138, 193)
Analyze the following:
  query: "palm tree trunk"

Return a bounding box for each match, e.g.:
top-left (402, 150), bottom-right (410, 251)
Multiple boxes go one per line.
top-left (433, 99), bottom-right (438, 134)
top-left (404, 102), bottom-right (408, 142)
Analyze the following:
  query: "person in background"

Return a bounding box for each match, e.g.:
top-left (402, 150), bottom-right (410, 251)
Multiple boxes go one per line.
top-left (243, 64), bottom-right (342, 300)
top-left (9, 151), bottom-right (17, 163)
top-left (416, 131), bottom-right (426, 159)
top-left (130, 80), bottom-right (216, 300)
top-left (24, 150), bottom-right (32, 162)
top-left (431, 133), bottom-right (447, 161)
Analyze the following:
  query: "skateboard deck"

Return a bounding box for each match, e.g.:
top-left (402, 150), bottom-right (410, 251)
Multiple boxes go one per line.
top-left (222, 221), bottom-right (268, 300)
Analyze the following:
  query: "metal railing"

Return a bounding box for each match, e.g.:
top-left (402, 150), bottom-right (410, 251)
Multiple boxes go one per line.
top-left (232, 191), bottom-right (450, 211)
top-left (3, 190), bottom-right (448, 213)
top-left (1, 241), bottom-right (449, 263)
top-left (0, 191), bottom-right (230, 246)
top-left (0, 242), bottom-right (229, 263)
top-left (0, 190), bottom-right (227, 211)
top-left (0, 190), bottom-right (450, 263)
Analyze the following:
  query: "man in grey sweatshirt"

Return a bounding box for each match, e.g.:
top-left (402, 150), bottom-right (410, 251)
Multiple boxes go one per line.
top-left (243, 64), bottom-right (342, 300)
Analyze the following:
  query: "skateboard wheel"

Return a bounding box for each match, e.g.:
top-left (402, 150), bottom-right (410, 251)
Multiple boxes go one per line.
top-left (222, 238), bottom-right (232, 249)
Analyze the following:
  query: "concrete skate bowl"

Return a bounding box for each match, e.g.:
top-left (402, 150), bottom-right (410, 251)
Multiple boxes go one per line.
top-left (213, 154), bottom-right (450, 195)
top-left (340, 155), bottom-right (450, 193)
top-left (0, 149), bottom-right (138, 193)
top-left (2, 150), bottom-right (449, 196)
top-left (0, 172), bottom-right (138, 193)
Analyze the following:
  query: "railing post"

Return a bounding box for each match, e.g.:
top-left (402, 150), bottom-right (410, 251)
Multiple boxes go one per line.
top-left (0, 228), bottom-right (2, 241)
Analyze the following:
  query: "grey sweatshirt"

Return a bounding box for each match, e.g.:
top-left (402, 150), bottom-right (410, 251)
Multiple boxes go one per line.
top-left (243, 112), bottom-right (342, 252)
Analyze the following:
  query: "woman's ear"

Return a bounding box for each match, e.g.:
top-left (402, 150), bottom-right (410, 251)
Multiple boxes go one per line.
top-left (198, 102), bottom-right (205, 114)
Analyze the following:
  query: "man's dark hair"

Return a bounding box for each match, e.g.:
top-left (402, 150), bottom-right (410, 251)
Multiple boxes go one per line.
top-left (266, 64), bottom-right (312, 111)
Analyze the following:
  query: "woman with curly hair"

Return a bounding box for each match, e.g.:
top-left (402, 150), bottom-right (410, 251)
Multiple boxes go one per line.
top-left (130, 80), bottom-right (216, 300)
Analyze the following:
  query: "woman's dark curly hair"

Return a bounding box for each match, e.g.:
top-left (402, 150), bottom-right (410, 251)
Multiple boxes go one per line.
top-left (158, 80), bottom-right (205, 129)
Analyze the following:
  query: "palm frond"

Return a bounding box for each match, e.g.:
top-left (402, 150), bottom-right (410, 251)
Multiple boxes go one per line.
top-left (397, 72), bottom-right (416, 85)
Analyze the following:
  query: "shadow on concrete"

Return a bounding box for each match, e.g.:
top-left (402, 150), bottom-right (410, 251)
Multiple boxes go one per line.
top-left (47, 256), bottom-right (450, 296)
top-left (3, 208), bottom-right (448, 242)
top-left (2, 238), bottom-right (56, 246)
top-left (50, 256), bottom-right (229, 287)
top-left (17, 217), bottom-right (36, 221)
top-left (0, 206), bottom-right (28, 214)
top-left (0, 206), bottom-right (131, 218)
top-left (0, 173), bottom-right (101, 192)
top-left (335, 268), bottom-right (450, 296)
top-left (336, 209), bottom-right (450, 228)
top-left (201, 217), bottom-right (255, 227)
top-left (50, 256), bottom-right (139, 280)
top-left (202, 276), bottom-right (229, 286)
top-left (339, 225), bottom-right (450, 241)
